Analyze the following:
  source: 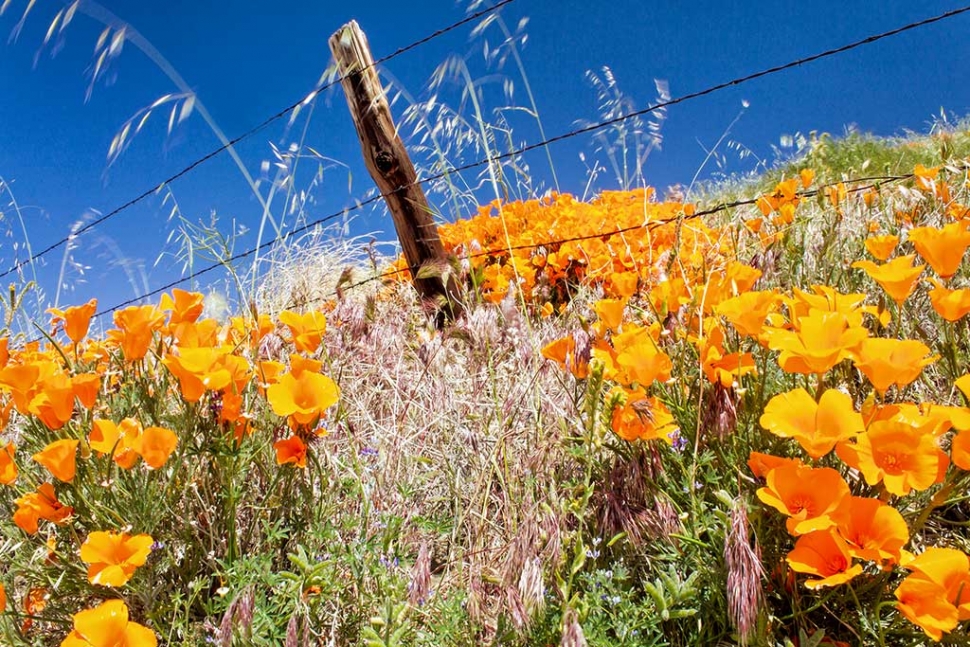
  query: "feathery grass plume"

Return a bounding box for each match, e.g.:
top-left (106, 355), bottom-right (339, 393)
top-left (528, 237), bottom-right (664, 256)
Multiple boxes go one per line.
top-left (0, 177), bottom-right (46, 328)
top-left (593, 447), bottom-right (659, 546)
top-left (408, 542), bottom-right (432, 607)
top-left (505, 586), bottom-right (528, 633)
top-left (284, 611), bottom-right (307, 647)
top-left (500, 516), bottom-right (542, 632)
top-left (560, 608), bottom-right (588, 647)
top-left (217, 587), bottom-right (254, 647)
top-left (518, 556), bottom-right (545, 625)
top-left (725, 499), bottom-right (764, 646)
top-left (578, 67), bottom-right (669, 192)
top-left (700, 382), bottom-right (739, 442)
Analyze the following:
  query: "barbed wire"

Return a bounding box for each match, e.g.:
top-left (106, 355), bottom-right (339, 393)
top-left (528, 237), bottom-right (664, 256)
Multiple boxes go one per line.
top-left (78, 170), bottom-right (920, 334)
top-left (407, 4), bottom-right (970, 194)
top-left (50, 3), bottom-right (970, 323)
top-left (0, 0), bottom-right (517, 282)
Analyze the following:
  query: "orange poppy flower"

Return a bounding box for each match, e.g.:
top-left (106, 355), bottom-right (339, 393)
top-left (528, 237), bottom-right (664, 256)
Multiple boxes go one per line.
top-left (0, 442), bottom-right (17, 485)
top-left (267, 370), bottom-right (340, 428)
top-left (111, 305), bottom-right (166, 361)
top-left (851, 338), bottom-right (936, 394)
top-left (169, 318), bottom-right (221, 349)
top-left (786, 529), bottom-right (863, 589)
top-left (288, 353), bottom-right (322, 378)
top-left (765, 178), bottom-right (800, 212)
top-left (851, 254), bottom-right (924, 305)
top-left (952, 429), bottom-right (970, 471)
top-left (832, 496), bottom-right (909, 565)
top-left (0, 583), bottom-right (5, 614)
top-left (786, 286), bottom-right (870, 328)
top-left (59, 599), bottom-right (157, 647)
top-left (863, 234), bottom-right (899, 261)
top-left (592, 298), bottom-right (627, 334)
top-left (0, 398), bottom-right (11, 432)
top-left (23, 587), bottom-right (47, 633)
top-left (775, 202), bottom-right (796, 226)
top-left (903, 547), bottom-right (970, 620)
top-left (714, 291), bottom-right (779, 338)
top-left (89, 419), bottom-right (122, 456)
top-left (702, 261), bottom-right (762, 312)
top-left (231, 312), bottom-right (275, 350)
top-left (836, 420), bottom-right (948, 496)
top-left (29, 370), bottom-right (76, 430)
top-left (760, 388), bottom-right (863, 459)
top-left (648, 276), bottom-right (691, 316)
top-left (48, 298), bottom-right (97, 344)
top-left (692, 321), bottom-right (756, 387)
top-left (824, 183), bottom-right (847, 208)
top-left (799, 168), bottom-right (815, 188)
top-left (908, 222), bottom-right (970, 279)
top-left (756, 197), bottom-right (773, 217)
top-left (703, 346), bottom-right (757, 388)
top-left (609, 325), bottom-right (672, 388)
top-left (162, 346), bottom-right (249, 402)
top-left (159, 288), bottom-right (205, 325)
top-left (928, 278), bottom-right (970, 322)
top-left (13, 482), bottom-right (73, 534)
top-left (136, 426), bottom-right (178, 469)
top-left (763, 310), bottom-right (868, 375)
top-left (867, 402), bottom-right (956, 439)
top-left (541, 336), bottom-right (589, 379)
top-left (255, 360), bottom-right (286, 395)
top-left (609, 271), bottom-right (638, 298)
top-left (222, 389), bottom-right (246, 420)
top-left (931, 403), bottom-right (970, 434)
top-left (0, 363), bottom-right (38, 415)
top-left (32, 439), bottom-right (79, 482)
top-left (949, 202), bottom-right (970, 220)
top-left (609, 387), bottom-right (677, 442)
top-left (79, 530), bottom-right (154, 586)
top-left (756, 464), bottom-right (849, 535)
top-left (278, 309), bottom-right (328, 354)
top-left (746, 452), bottom-right (802, 479)
top-left (895, 546), bottom-right (970, 640)
top-left (958, 373), bottom-right (970, 403)
top-left (895, 576), bottom-right (958, 642)
top-left (71, 373), bottom-right (102, 410)
top-left (219, 391), bottom-right (252, 442)
top-left (274, 435), bottom-right (307, 468)
top-left (89, 418), bottom-right (142, 469)
top-left (914, 163), bottom-right (941, 182)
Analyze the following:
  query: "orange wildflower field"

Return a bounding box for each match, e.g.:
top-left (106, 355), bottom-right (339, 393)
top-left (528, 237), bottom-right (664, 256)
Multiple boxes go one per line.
top-left (3, 137), bottom-right (970, 645)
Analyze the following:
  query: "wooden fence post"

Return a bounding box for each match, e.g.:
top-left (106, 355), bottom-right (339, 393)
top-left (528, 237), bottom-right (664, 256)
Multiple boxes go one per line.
top-left (329, 21), bottom-right (462, 320)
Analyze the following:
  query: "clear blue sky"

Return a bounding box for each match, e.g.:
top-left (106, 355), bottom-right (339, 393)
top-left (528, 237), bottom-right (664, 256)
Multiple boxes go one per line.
top-left (2, 0), bottom-right (969, 317)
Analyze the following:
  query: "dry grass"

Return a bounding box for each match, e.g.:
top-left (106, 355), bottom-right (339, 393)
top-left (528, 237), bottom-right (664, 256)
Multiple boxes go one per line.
top-left (314, 282), bottom-right (584, 640)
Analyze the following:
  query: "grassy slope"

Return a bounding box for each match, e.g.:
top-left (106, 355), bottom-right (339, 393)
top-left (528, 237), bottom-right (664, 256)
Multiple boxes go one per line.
top-left (236, 121), bottom-right (970, 645)
top-left (2, 122), bottom-right (968, 647)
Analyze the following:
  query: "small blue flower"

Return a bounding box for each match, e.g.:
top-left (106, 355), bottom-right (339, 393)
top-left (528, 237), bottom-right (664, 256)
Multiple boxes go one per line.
top-left (668, 429), bottom-right (687, 451)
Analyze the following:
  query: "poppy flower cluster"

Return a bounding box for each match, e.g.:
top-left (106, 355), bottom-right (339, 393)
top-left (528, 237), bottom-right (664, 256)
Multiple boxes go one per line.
top-left (392, 188), bottom-right (728, 308)
top-left (742, 162), bottom-right (970, 640)
top-left (0, 289), bottom-right (341, 643)
top-left (534, 162), bottom-right (970, 641)
top-left (747, 283), bottom-right (970, 639)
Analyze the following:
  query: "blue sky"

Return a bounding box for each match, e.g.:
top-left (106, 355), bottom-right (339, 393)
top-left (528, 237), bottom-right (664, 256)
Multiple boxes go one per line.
top-left (2, 0), bottom-right (969, 318)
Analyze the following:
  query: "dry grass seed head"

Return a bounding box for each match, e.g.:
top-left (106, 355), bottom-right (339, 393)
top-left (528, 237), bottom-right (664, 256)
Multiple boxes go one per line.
top-left (725, 500), bottom-right (764, 646)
